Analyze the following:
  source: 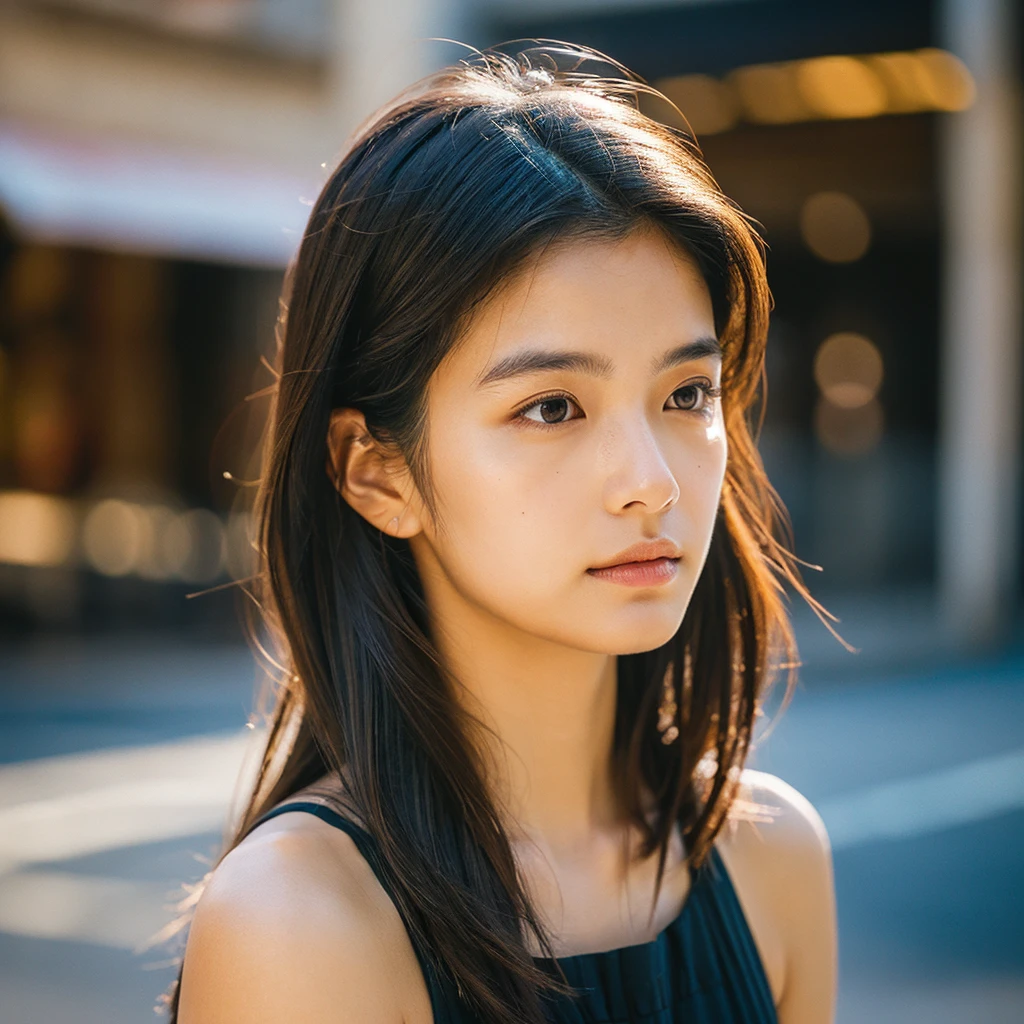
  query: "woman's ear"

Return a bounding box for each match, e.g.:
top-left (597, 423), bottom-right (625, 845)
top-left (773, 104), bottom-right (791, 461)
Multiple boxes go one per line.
top-left (326, 408), bottom-right (423, 538)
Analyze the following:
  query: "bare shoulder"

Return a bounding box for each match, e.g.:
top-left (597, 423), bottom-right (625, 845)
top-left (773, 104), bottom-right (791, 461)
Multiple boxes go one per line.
top-left (718, 768), bottom-right (835, 925)
top-left (177, 806), bottom-right (429, 1024)
top-left (716, 770), bottom-right (838, 1024)
top-left (725, 769), bottom-right (832, 860)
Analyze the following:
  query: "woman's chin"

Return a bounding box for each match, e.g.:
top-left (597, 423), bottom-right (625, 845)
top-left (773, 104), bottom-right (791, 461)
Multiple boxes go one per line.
top-left (583, 615), bottom-right (685, 656)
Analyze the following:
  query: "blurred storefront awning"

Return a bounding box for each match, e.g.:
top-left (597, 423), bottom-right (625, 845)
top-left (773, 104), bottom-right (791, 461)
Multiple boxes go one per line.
top-left (0, 123), bottom-right (312, 267)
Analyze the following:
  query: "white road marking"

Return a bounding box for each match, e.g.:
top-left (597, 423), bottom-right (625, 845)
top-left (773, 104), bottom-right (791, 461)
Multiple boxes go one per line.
top-left (0, 729), bottom-right (266, 949)
top-left (0, 870), bottom-right (176, 951)
top-left (818, 748), bottom-right (1024, 850)
top-left (0, 734), bottom-right (1022, 948)
top-left (0, 729), bottom-right (264, 871)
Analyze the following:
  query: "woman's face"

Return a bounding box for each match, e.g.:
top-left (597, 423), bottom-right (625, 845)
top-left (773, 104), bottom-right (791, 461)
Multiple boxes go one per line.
top-left (408, 224), bottom-right (727, 655)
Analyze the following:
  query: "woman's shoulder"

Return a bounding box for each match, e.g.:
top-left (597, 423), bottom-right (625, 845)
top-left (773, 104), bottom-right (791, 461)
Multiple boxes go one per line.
top-left (717, 767), bottom-right (834, 918)
top-left (727, 768), bottom-right (832, 856)
top-left (715, 769), bottom-right (838, 1021)
top-left (191, 785), bottom-right (386, 937)
top-left (176, 780), bottom-right (430, 1023)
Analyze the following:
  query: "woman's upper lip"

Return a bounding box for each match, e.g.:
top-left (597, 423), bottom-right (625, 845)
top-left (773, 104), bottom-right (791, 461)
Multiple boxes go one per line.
top-left (588, 539), bottom-right (682, 571)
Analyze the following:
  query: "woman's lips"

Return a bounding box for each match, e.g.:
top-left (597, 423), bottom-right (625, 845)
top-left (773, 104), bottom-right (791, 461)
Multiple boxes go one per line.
top-left (586, 556), bottom-right (680, 587)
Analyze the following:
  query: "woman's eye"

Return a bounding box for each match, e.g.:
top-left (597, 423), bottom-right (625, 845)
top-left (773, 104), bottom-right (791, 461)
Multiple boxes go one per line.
top-left (519, 395), bottom-right (580, 425)
top-left (668, 382), bottom-right (719, 413)
top-left (517, 383), bottom-right (719, 427)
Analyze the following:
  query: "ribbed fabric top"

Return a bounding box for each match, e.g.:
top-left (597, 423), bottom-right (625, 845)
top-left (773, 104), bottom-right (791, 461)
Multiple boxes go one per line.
top-left (252, 801), bottom-right (778, 1023)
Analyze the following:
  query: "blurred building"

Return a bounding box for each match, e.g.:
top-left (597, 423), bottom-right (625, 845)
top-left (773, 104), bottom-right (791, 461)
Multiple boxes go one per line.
top-left (0, 0), bottom-right (1020, 645)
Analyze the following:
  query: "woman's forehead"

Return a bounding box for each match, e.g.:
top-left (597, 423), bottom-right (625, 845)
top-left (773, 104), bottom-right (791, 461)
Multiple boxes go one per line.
top-left (442, 228), bottom-right (717, 385)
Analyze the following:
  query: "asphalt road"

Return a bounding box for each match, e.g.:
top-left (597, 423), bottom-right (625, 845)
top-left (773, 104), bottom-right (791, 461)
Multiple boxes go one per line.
top-left (0, 624), bottom-right (1021, 1024)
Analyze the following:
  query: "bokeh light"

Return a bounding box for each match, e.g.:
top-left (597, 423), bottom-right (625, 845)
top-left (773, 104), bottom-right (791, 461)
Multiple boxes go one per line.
top-left (916, 48), bottom-right (976, 111)
top-left (0, 490), bottom-right (76, 567)
top-left (814, 332), bottom-right (884, 409)
top-left (813, 331), bottom-right (885, 456)
top-left (660, 47), bottom-right (976, 133)
top-left (223, 509), bottom-right (256, 582)
top-left (814, 395), bottom-right (885, 456)
top-left (800, 192), bottom-right (872, 263)
top-left (727, 62), bottom-right (807, 125)
top-left (868, 51), bottom-right (940, 113)
top-left (657, 74), bottom-right (740, 136)
top-left (134, 505), bottom-right (179, 581)
top-left (82, 499), bottom-right (148, 577)
top-left (796, 56), bottom-right (888, 119)
top-left (167, 508), bottom-right (226, 584)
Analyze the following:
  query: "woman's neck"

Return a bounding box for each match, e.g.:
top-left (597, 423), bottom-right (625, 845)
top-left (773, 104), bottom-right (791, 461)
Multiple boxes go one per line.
top-left (433, 600), bottom-right (622, 853)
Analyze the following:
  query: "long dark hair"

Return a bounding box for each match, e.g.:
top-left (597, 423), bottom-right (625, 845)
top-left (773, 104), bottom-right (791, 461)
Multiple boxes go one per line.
top-left (166, 42), bottom-right (834, 1024)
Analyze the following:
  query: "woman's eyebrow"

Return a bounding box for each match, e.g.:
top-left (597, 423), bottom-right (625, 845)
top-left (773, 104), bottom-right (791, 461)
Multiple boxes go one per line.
top-left (651, 336), bottom-right (722, 374)
top-left (475, 335), bottom-right (722, 388)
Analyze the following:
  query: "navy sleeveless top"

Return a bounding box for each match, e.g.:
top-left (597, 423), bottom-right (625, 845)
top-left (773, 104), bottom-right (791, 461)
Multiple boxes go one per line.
top-left (253, 801), bottom-right (778, 1023)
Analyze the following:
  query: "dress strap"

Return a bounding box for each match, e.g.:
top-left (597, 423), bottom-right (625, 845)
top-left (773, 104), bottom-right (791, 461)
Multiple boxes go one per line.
top-left (246, 800), bottom-right (470, 1021)
top-left (247, 800), bottom-right (396, 898)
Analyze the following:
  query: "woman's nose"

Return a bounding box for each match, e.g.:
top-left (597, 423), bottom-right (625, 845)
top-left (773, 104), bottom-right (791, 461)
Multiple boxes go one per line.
top-left (599, 419), bottom-right (680, 515)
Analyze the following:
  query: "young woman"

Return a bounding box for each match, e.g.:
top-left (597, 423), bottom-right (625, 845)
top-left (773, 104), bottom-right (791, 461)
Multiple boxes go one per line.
top-left (172, 43), bottom-right (838, 1024)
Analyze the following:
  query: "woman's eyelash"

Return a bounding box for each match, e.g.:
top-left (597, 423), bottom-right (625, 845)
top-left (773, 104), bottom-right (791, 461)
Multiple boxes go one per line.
top-left (668, 381), bottom-right (722, 410)
top-left (513, 381), bottom-right (722, 427)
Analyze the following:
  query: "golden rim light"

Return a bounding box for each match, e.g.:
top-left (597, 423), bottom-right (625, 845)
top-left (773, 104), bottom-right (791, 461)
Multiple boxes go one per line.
top-left (656, 47), bottom-right (975, 136)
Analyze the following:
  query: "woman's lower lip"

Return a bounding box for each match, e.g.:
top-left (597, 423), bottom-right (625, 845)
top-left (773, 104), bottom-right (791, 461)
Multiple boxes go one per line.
top-left (586, 557), bottom-right (680, 587)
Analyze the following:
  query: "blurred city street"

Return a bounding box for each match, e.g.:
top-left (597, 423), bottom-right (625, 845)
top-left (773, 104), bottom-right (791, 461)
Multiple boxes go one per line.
top-left (1, 595), bottom-right (1022, 1024)
top-left (0, 1), bottom-right (1021, 1022)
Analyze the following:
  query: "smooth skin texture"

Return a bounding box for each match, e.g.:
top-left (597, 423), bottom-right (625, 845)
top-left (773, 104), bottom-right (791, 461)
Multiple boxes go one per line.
top-left (178, 226), bottom-right (838, 1023)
